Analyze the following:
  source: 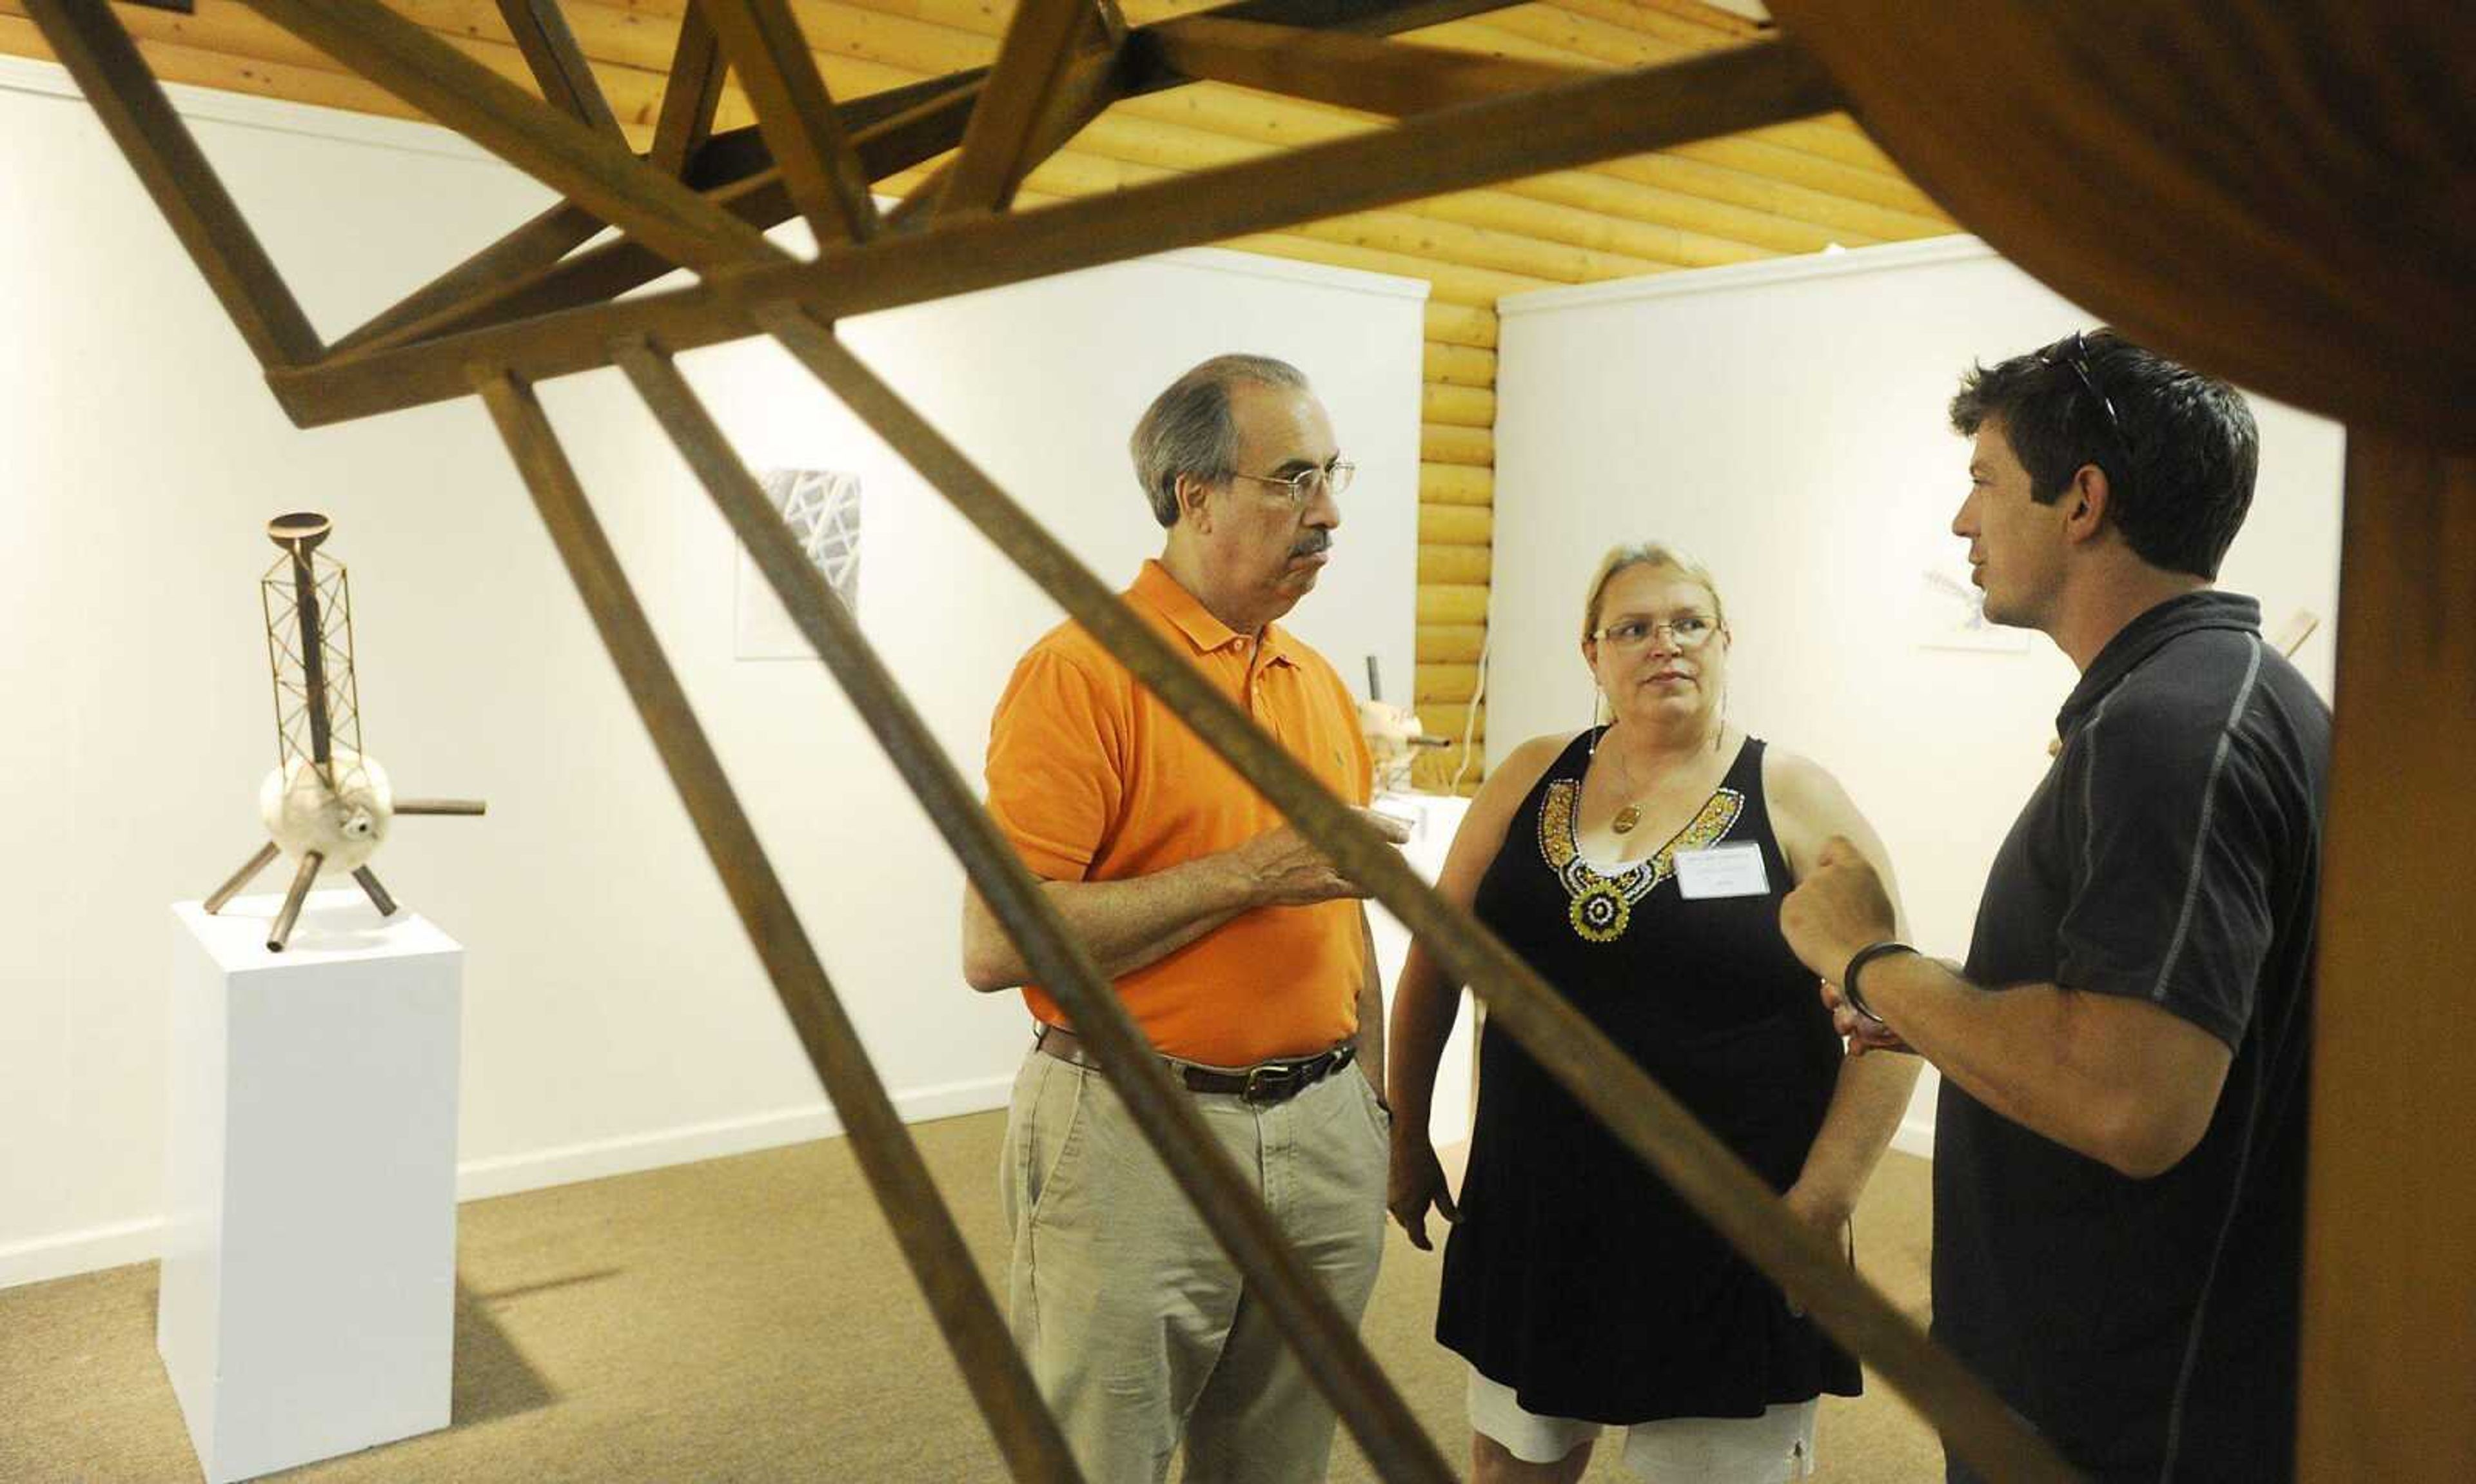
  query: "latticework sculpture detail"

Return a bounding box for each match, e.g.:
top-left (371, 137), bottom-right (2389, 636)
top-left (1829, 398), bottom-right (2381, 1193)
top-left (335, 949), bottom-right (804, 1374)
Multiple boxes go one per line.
top-left (202, 512), bottom-right (487, 952)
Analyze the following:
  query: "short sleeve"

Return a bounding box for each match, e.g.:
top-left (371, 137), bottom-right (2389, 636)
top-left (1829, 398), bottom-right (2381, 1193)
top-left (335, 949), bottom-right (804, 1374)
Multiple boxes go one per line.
top-left (2055, 692), bottom-right (2278, 1048)
top-left (1345, 683), bottom-right (1375, 807)
top-left (983, 647), bottom-right (1125, 882)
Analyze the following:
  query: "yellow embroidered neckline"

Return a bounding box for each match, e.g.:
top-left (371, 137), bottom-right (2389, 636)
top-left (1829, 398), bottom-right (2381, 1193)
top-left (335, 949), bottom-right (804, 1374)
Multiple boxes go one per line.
top-left (1537, 779), bottom-right (1745, 943)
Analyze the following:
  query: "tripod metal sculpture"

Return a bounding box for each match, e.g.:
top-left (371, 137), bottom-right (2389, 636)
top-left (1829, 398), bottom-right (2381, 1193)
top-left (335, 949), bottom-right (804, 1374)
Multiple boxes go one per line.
top-left (201, 513), bottom-right (485, 952)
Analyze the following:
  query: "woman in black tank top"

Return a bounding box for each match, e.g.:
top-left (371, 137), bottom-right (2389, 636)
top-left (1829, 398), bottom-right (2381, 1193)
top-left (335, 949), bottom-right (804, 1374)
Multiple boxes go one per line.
top-left (1386, 545), bottom-right (1920, 1483)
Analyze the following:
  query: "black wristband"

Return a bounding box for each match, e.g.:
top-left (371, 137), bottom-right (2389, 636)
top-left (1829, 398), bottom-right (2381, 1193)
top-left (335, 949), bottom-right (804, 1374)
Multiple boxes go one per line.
top-left (1840, 941), bottom-right (1917, 1026)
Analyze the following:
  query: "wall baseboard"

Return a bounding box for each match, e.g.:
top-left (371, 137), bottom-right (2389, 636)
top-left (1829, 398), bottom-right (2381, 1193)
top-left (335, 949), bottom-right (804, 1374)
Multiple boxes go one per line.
top-left (0, 1073), bottom-right (1016, 1293)
top-left (0, 1216), bottom-right (166, 1294)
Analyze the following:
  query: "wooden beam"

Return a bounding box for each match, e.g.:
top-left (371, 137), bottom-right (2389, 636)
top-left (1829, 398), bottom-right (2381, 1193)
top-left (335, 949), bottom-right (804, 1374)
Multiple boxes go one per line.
top-left (348, 77), bottom-right (985, 356)
top-left (275, 0), bottom-right (1540, 369)
top-left (23, 0), bottom-right (322, 369)
top-left (243, 0), bottom-right (787, 273)
top-left (471, 363), bottom-right (1085, 1484)
top-left (494, 0), bottom-right (625, 139)
top-left (273, 39), bottom-right (1842, 425)
top-left (701, 0), bottom-right (879, 242)
top-left (647, 2), bottom-right (727, 176)
top-left (2299, 433), bottom-right (2476, 1478)
top-left (756, 301), bottom-right (2080, 1484)
top-left (1139, 15), bottom-right (1585, 115)
top-left (331, 201), bottom-right (607, 355)
top-left (936, 0), bottom-right (1088, 215)
top-left (883, 34), bottom-right (1126, 233)
top-left (679, 66), bottom-right (991, 188)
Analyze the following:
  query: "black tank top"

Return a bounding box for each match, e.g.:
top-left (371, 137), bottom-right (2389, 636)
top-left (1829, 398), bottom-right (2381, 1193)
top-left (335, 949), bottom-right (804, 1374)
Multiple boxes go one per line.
top-left (1435, 730), bottom-right (1862, 1421)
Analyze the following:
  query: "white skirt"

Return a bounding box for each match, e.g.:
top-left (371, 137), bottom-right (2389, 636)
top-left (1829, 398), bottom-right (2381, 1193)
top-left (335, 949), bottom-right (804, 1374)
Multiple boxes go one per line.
top-left (1469, 1367), bottom-right (1820, 1483)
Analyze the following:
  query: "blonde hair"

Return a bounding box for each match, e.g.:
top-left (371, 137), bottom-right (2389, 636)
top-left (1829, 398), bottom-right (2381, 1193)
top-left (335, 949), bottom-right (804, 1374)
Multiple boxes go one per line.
top-left (1580, 542), bottom-right (1729, 645)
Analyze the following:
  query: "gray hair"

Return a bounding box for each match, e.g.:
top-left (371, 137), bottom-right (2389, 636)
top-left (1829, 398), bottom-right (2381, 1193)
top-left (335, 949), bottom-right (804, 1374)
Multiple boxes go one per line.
top-left (1129, 354), bottom-right (1311, 527)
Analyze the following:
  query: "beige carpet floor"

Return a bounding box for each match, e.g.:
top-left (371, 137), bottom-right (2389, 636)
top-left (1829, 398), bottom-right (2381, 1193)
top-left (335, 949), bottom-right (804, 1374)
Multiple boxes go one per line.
top-left (0, 1111), bottom-right (1941, 1482)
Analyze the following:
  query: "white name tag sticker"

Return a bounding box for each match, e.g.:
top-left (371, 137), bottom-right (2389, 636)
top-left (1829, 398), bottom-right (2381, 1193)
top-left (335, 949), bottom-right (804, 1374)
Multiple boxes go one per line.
top-left (1674, 841), bottom-right (1771, 900)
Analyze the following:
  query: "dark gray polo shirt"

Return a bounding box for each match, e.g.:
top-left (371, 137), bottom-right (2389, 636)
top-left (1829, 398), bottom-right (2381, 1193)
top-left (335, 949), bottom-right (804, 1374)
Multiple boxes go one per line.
top-left (1936, 591), bottom-right (2329, 1484)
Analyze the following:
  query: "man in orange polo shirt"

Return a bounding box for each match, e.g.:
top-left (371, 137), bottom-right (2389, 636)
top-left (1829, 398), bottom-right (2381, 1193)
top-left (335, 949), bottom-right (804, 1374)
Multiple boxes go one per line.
top-left (964, 353), bottom-right (1409, 1483)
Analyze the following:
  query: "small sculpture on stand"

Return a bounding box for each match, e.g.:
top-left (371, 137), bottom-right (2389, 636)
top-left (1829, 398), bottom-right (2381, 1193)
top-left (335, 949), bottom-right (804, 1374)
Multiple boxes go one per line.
top-left (1357, 656), bottom-right (1449, 796)
top-left (200, 513), bottom-right (485, 952)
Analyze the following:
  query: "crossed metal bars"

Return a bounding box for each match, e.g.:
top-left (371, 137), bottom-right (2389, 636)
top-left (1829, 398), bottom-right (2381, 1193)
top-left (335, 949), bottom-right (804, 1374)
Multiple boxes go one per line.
top-left (25, 0), bottom-right (2082, 1478)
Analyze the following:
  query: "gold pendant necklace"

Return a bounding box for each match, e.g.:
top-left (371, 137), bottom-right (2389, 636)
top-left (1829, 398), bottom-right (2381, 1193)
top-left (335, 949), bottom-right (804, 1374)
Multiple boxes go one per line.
top-left (1611, 803), bottom-right (1642, 835)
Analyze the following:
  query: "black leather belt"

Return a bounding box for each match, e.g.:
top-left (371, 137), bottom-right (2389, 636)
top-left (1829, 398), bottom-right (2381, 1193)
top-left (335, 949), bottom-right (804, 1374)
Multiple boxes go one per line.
top-left (1035, 1024), bottom-right (1355, 1106)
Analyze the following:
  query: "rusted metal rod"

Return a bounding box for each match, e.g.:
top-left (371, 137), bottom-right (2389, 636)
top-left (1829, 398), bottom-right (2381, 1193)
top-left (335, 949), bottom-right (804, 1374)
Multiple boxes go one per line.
top-left (469, 367), bottom-right (1084, 1484)
top-left (268, 850), bottom-right (322, 953)
top-left (608, 334), bottom-right (1455, 1484)
top-left (204, 841), bottom-right (282, 915)
top-left (351, 865), bottom-right (400, 918)
top-left (759, 308), bottom-right (2082, 1484)
top-left (392, 799), bottom-right (489, 816)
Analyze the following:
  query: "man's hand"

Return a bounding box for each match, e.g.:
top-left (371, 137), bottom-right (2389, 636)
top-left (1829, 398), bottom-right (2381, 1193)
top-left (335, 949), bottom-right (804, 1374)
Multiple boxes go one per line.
top-left (1387, 1128), bottom-right (1461, 1251)
top-left (1779, 835), bottom-right (1900, 983)
top-left (1232, 807), bottom-right (1413, 908)
top-left (1819, 977), bottom-right (1915, 1055)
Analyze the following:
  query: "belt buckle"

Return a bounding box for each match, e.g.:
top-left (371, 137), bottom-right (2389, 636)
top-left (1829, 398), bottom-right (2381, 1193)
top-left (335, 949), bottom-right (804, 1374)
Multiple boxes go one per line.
top-left (1243, 1061), bottom-right (1300, 1104)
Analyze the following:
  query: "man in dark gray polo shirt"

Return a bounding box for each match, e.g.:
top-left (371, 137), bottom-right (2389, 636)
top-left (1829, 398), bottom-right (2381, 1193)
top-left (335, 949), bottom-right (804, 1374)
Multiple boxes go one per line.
top-left (1780, 330), bottom-right (2328, 1483)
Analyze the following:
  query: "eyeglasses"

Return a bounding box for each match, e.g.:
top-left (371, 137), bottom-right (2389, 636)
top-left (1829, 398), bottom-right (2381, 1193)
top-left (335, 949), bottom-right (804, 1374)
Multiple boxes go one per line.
top-left (2041, 331), bottom-right (2137, 489)
top-left (1591, 614), bottom-right (1719, 652)
top-left (1229, 460), bottom-right (1355, 505)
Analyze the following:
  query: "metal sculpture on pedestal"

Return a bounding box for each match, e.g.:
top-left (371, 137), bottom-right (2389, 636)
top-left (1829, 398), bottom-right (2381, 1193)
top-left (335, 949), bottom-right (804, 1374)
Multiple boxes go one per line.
top-left (200, 513), bottom-right (485, 952)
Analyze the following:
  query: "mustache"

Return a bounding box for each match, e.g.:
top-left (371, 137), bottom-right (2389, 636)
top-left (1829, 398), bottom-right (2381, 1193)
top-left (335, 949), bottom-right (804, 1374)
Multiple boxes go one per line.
top-left (1290, 530), bottom-right (1333, 558)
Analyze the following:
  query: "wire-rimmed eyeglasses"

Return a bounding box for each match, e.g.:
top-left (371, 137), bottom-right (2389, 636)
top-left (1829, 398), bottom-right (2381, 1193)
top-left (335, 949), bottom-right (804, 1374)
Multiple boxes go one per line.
top-left (1229, 460), bottom-right (1355, 505)
top-left (1591, 613), bottom-right (1719, 652)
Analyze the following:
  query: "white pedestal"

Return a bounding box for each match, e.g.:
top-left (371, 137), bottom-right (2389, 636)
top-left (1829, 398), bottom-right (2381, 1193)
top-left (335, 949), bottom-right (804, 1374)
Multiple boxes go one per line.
top-left (1370, 792), bottom-right (1477, 1149)
top-left (160, 890), bottom-right (462, 1483)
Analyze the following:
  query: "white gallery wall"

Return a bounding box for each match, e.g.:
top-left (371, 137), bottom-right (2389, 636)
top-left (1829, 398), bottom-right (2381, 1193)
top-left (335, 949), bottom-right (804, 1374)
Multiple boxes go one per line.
top-left (1489, 238), bottom-right (2346, 1152)
top-left (0, 59), bottom-right (1424, 1287)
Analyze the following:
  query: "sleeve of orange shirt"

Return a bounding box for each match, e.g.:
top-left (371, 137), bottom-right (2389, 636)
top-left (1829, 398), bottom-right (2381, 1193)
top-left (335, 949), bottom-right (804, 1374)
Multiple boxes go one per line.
top-left (985, 646), bottom-right (1125, 882)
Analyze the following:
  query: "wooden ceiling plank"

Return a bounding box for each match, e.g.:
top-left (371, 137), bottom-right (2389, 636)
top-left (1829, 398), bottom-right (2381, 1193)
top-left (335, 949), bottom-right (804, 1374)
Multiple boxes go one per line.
top-left (702, 0), bottom-right (881, 242)
top-left (1552, 0), bottom-right (1758, 46)
top-left (495, 0), bottom-right (627, 138)
top-left (243, 0), bottom-right (787, 271)
top-left (935, 0), bottom-right (1090, 215)
top-left (1596, 147), bottom-right (1950, 236)
top-left (1668, 132), bottom-right (1941, 214)
top-left (21, 0), bottom-right (322, 368)
top-left (271, 38), bottom-right (1843, 425)
top-left (1138, 15), bottom-right (1587, 116)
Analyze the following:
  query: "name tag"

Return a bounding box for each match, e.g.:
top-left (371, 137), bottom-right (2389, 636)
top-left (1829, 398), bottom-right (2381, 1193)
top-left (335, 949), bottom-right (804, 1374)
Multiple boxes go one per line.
top-left (1675, 841), bottom-right (1770, 900)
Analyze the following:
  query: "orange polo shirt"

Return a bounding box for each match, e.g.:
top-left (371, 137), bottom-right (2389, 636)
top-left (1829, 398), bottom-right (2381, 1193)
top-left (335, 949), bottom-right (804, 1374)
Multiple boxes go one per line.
top-left (983, 560), bottom-right (1375, 1066)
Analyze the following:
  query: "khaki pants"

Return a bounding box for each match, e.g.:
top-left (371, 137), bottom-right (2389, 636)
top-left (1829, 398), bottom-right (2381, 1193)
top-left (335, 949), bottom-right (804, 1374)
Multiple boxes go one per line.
top-left (1000, 1046), bottom-right (1391, 1484)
